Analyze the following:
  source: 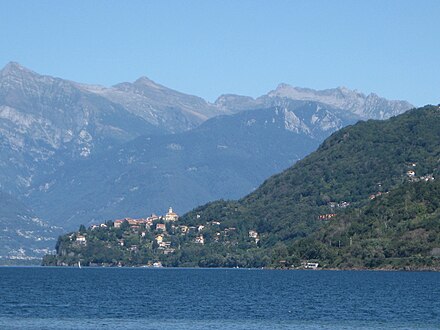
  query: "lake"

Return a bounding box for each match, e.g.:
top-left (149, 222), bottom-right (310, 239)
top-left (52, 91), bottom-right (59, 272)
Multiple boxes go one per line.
top-left (0, 267), bottom-right (439, 329)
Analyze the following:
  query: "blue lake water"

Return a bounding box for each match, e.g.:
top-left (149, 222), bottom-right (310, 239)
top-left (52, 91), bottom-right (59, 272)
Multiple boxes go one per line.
top-left (0, 267), bottom-right (439, 329)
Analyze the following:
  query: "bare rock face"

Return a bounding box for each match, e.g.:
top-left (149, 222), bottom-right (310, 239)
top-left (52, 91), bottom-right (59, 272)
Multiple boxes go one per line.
top-left (215, 84), bottom-right (413, 121)
top-left (264, 84), bottom-right (413, 120)
top-left (0, 62), bottom-right (225, 195)
top-left (80, 76), bottom-right (229, 133)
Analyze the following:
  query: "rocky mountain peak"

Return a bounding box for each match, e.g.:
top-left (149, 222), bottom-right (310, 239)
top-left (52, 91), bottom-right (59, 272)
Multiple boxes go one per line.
top-left (133, 76), bottom-right (164, 89)
top-left (336, 85), bottom-right (355, 94)
top-left (263, 83), bottom-right (413, 120)
top-left (269, 83), bottom-right (355, 100)
top-left (0, 62), bottom-right (38, 79)
top-left (214, 94), bottom-right (257, 112)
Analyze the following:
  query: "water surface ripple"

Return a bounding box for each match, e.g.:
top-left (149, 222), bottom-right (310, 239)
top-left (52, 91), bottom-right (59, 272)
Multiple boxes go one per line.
top-left (0, 267), bottom-right (438, 329)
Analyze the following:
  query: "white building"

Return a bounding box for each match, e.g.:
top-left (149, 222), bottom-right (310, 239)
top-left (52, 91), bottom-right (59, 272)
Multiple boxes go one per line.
top-left (165, 207), bottom-right (179, 222)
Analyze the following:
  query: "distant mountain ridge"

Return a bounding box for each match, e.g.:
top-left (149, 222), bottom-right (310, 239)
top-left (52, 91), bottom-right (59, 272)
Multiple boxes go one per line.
top-left (79, 75), bottom-right (226, 133)
top-left (0, 61), bottom-right (413, 197)
top-left (27, 103), bottom-right (330, 230)
top-left (215, 84), bottom-right (412, 120)
top-left (0, 62), bottom-right (161, 195)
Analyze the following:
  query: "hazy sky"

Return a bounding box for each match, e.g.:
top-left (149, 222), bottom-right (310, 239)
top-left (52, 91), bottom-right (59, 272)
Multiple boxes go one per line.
top-left (1, 0), bottom-right (439, 106)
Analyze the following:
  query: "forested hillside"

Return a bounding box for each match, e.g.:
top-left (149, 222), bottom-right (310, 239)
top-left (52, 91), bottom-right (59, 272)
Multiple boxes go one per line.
top-left (185, 105), bottom-right (440, 236)
top-left (294, 179), bottom-right (440, 269)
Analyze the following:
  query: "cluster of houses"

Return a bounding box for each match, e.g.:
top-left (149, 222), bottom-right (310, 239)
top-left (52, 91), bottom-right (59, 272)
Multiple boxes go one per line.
top-left (113, 207), bottom-right (179, 229)
top-left (318, 163), bottom-right (437, 221)
top-left (406, 163), bottom-right (435, 183)
top-left (407, 170), bottom-right (435, 182)
top-left (73, 207), bottom-right (179, 246)
top-left (72, 207), bottom-right (260, 253)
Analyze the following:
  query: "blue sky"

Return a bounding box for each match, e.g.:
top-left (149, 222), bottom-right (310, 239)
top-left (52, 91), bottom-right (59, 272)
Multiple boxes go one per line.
top-left (0, 0), bottom-right (439, 106)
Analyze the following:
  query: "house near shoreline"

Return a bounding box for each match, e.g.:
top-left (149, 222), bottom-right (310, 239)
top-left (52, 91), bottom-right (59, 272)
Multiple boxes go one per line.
top-left (304, 262), bottom-right (319, 269)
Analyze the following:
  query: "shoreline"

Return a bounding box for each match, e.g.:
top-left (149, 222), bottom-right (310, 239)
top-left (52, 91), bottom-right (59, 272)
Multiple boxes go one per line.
top-left (3, 264), bottom-right (439, 272)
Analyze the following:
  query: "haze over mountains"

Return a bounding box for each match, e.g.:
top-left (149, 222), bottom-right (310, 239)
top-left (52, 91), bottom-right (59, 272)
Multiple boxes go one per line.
top-left (215, 84), bottom-right (412, 120)
top-left (0, 191), bottom-right (63, 260)
top-left (0, 62), bottom-right (413, 260)
top-left (81, 75), bottom-right (225, 133)
top-left (27, 104), bottom-right (323, 229)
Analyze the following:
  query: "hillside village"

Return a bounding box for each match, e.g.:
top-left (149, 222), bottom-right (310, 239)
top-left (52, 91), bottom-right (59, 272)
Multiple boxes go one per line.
top-left (44, 207), bottom-right (262, 267)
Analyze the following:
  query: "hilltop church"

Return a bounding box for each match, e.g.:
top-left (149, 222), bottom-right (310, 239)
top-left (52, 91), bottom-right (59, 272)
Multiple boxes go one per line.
top-left (165, 207), bottom-right (179, 222)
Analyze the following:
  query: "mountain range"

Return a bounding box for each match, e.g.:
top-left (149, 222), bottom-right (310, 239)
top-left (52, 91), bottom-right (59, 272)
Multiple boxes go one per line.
top-left (215, 83), bottom-right (412, 120)
top-left (27, 103), bottom-right (328, 229)
top-left (0, 61), bottom-right (413, 261)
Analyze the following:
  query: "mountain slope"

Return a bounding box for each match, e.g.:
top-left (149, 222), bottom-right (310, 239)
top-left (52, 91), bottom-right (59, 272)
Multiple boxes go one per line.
top-left (0, 62), bottom-right (232, 195)
top-left (29, 102), bottom-right (344, 229)
top-left (295, 179), bottom-right (440, 269)
top-left (0, 62), bottom-right (413, 198)
top-left (0, 62), bottom-right (160, 195)
top-left (80, 76), bottom-right (227, 133)
top-left (174, 105), bottom-right (440, 267)
top-left (0, 191), bottom-right (62, 261)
